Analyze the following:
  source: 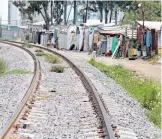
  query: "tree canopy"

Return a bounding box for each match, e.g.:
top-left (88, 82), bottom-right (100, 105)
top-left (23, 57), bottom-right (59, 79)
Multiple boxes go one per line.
top-left (13, 1), bottom-right (161, 29)
top-left (13, 1), bottom-right (64, 30)
top-left (121, 1), bottom-right (161, 24)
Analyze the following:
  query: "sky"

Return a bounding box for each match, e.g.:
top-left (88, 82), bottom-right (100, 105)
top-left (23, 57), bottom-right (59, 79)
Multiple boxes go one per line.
top-left (0, 0), bottom-right (8, 24)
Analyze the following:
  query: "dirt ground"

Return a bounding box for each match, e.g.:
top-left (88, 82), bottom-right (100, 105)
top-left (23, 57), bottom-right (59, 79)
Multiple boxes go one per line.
top-left (60, 50), bottom-right (161, 82)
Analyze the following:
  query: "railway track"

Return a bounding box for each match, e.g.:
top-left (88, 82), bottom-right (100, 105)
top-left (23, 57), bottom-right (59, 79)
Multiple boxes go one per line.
top-left (0, 41), bottom-right (115, 139)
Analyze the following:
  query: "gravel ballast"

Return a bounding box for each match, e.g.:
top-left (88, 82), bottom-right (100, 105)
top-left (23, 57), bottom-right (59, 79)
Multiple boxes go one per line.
top-left (61, 51), bottom-right (161, 139)
top-left (0, 43), bottom-right (34, 133)
top-left (12, 48), bottom-right (101, 139)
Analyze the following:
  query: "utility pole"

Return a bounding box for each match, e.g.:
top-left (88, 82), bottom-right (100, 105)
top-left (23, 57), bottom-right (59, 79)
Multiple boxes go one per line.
top-left (64, 0), bottom-right (67, 25)
top-left (138, 3), bottom-right (145, 54)
top-left (73, 1), bottom-right (77, 25)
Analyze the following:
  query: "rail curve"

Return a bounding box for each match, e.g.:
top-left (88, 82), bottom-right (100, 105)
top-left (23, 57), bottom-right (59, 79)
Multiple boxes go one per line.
top-left (0, 40), bottom-right (115, 139)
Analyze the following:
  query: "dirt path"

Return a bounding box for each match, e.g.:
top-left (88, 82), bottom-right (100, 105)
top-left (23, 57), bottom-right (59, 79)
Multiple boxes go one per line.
top-left (60, 51), bottom-right (161, 82)
top-left (97, 57), bottom-right (161, 82)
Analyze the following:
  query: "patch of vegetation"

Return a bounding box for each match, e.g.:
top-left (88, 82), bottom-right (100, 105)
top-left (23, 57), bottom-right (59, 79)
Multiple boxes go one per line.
top-left (149, 56), bottom-right (160, 64)
top-left (0, 58), bottom-right (7, 76)
top-left (89, 59), bottom-right (161, 128)
top-left (6, 69), bottom-right (33, 75)
top-left (35, 49), bottom-right (43, 53)
top-left (22, 42), bottom-right (33, 48)
top-left (0, 59), bottom-right (32, 77)
top-left (36, 52), bottom-right (45, 56)
top-left (0, 38), bottom-right (8, 41)
top-left (51, 65), bottom-right (64, 73)
top-left (44, 54), bottom-right (60, 63)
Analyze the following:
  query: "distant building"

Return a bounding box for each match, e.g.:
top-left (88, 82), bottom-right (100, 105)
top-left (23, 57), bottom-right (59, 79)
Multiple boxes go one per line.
top-left (8, 0), bottom-right (21, 26)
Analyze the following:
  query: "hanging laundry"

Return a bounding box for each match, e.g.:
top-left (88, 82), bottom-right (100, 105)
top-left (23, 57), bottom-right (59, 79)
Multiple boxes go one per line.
top-left (145, 31), bottom-right (152, 47)
top-left (89, 29), bottom-right (94, 50)
top-left (93, 34), bottom-right (99, 43)
top-left (84, 28), bottom-right (89, 51)
top-left (78, 27), bottom-right (84, 51)
top-left (40, 33), bottom-right (44, 45)
top-left (69, 32), bottom-right (76, 50)
top-left (106, 36), bottom-right (113, 53)
top-left (38, 32), bottom-right (41, 44)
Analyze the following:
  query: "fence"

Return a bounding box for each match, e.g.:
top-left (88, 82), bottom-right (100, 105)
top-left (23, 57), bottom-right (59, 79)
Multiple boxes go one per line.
top-left (0, 27), bottom-right (28, 40)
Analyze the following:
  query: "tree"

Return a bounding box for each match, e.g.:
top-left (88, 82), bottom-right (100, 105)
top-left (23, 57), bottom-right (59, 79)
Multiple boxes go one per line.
top-left (103, 1), bottom-right (109, 24)
top-left (97, 1), bottom-right (103, 22)
top-left (64, 1), bottom-right (67, 25)
top-left (13, 1), bottom-right (64, 30)
top-left (53, 1), bottom-right (63, 25)
top-left (77, 1), bottom-right (97, 23)
top-left (121, 1), bottom-right (161, 24)
top-left (50, 1), bottom-right (53, 25)
top-left (73, 1), bottom-right (77, 24)
top-left (13, 1), bottom-right (34, 22)
top-left (85, 1), bottom-right (88, 23)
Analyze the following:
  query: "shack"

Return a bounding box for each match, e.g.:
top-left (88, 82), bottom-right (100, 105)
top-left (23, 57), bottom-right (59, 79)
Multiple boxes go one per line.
top-left (136, 21), bottom-right (162, 56)
top-left (98, 25), bottom-right (125, 57)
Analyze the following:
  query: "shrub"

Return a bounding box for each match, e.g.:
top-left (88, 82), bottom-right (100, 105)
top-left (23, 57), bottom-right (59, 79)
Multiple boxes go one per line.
top-left (51, 65), bottom-right (64, 73)
top-left (44, 54), bottom-right (60, 63)
top-left (0, 58), bottom-right (7, 75)
top-left (35, 49), bottom-right (43, 52)
top-left (22, 42), bottom-right (33, 48)
top-left (36, 52), bottom-right (45, 56)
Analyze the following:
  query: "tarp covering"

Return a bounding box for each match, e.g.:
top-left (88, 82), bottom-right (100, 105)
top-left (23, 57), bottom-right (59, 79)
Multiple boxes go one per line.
top-left (99, 25), bottom-right (125, 35)
top-left (82, 20), bottom-right (104, 27)
top-left (111, 37), bottom-right (119, 56)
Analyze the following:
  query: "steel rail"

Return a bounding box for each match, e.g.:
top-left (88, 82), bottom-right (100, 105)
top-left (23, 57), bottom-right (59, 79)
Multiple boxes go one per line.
top-left (0, 41), bottom-right (41, 139)
top-left (1, 40), bottom-right (115, 139)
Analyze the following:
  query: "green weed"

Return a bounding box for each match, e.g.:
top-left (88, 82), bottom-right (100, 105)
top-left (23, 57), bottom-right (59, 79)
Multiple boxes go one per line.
top-left (6, 69), bottom-right (33, 75)
top-left (0, 58), bottom-right (7, 75)
top-left (51, 65), bottom-right (64, 73)
top-left (44, 54), bottom-right (60, 63)
top-left (22, 42), bottom-right (33, 48)
top-left (36, 52), bottom-right (45, 56)
top-left (35, 49), bottom-right (43, 53)
top-left (89, 59), bottom-right (161, 128)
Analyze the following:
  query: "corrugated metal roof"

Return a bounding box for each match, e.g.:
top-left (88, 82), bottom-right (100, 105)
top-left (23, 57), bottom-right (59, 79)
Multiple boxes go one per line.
top-left (99, 25), bottom-right (125, 35)
top-left (99, 30), bottom-right (124, 35)
top-left (137, 21), bottom-right (162, 31)
top-left (99, 26), bottom-right (123, 31)
top-left (82, 20), bottom-right (104, 27)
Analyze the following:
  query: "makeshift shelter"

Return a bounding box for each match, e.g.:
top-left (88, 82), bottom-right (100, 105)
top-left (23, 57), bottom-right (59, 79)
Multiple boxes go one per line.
top-left (136, 21), bottom-right (162, 55)
top-left (98, 26), bottom-right (125, 57)
top-left (58, 28), bottom-right (67, 49)
top-left (80, 21), bottom-right (105, 52)
top-left (66, 25), bottom-right (77, 50)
